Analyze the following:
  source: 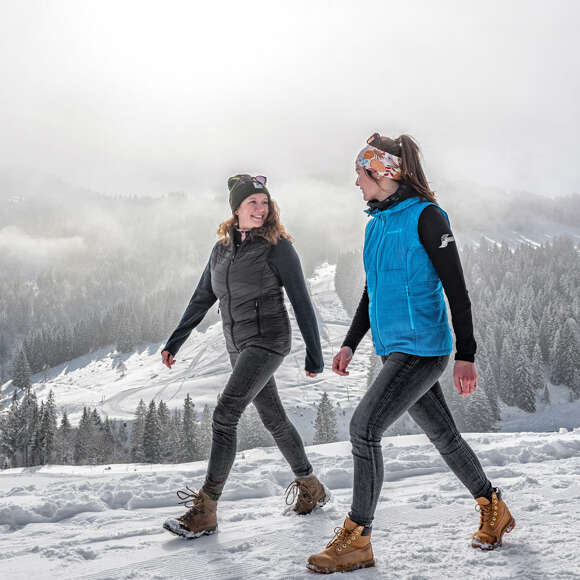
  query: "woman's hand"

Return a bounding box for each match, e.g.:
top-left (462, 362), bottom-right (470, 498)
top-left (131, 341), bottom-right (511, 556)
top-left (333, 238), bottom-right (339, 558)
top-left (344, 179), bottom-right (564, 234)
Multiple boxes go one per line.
top-left (161, 350), bottom-right (175, 369)
top-left (453, 360), bottom-right (478, 396)
top-left (306, 372), bottom-right (318, 378)
top-left (333, 346), bottom-right (353, 376)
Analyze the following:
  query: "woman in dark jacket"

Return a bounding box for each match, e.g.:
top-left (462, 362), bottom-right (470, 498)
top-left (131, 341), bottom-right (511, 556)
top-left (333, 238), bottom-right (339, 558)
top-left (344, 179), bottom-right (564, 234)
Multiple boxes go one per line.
top-left (307, 135), bottom-right (515, 574)
top-left (162, 174), bottom-right (328, 539)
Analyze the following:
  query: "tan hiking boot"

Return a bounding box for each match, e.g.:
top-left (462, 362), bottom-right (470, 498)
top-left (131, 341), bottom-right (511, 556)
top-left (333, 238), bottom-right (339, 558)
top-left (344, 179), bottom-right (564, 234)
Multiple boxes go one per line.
top-left (163, 487), bottom-right (218, 539)
top-left (307, 517), bottom-right (375, 574)
top-left (472, 489), bottom-right (515, 550)
top-left (284, 474), bottom-right (330, 515)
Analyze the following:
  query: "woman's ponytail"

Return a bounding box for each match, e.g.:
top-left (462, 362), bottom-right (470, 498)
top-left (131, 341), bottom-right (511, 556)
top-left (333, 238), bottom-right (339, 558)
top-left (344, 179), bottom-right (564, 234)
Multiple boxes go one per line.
top-left (369, 133), bottom-right (437, 204)
top-left (396, 134), bottom-right (437, 204)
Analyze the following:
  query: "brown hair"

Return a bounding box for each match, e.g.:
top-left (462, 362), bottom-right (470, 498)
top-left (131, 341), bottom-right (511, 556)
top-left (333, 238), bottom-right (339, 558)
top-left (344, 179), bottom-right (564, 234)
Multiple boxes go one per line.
top-left (371, 134), bottom-right (438, 204)
top-left (217, 198), bottom-right (293, 245)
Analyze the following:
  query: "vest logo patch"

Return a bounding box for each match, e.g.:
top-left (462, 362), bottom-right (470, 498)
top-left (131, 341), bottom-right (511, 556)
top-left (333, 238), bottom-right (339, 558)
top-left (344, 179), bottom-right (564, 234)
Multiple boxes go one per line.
top-left (438, 234), bottom-right (455, 248)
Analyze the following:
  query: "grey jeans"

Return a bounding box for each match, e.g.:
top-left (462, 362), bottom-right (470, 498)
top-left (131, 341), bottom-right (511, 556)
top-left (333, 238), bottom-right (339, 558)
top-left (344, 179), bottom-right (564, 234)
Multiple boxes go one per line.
top-left (203, 346), bottom-right (313, 498)
top-left (349, 351), bottom-right (492, 527)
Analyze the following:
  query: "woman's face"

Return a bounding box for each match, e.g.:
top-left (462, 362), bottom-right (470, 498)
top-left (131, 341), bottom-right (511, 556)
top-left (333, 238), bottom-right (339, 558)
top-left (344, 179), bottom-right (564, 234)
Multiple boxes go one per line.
top-left (236, 193), bottom-right (270, 229)
top-left (355, 166), bottom-right (382, 201)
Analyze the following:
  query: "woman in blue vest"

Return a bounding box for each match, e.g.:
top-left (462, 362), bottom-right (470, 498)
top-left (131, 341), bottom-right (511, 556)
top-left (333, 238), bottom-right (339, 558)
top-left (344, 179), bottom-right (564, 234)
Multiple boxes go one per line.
top-left (307, 134), bottom-right (515, 574)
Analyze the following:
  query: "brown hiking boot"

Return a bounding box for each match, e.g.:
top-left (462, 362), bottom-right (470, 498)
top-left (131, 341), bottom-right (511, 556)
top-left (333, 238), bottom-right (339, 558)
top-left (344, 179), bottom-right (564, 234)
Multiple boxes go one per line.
top-left (307, 517), bottom-right (375, 574)
top-left (163, 487), bottom-right (218, 539)
top-left (284, 474), bottom-right (330, 515)
top-left (472, 489), bottom-right (515, 550)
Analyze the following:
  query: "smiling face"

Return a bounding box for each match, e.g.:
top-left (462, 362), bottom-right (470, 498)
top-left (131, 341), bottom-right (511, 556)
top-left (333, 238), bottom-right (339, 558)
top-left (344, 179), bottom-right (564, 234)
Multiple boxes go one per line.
top-left (236, 193), bottom-right (270, 229)
top-left (355, 166), bottom-right (383, 201)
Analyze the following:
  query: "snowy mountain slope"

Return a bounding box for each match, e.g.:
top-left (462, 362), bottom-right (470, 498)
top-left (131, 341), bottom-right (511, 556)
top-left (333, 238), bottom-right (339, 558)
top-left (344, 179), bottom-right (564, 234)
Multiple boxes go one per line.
top-left (1, 429), bottom-right (579, 579)
top-left (4, 260), bottom-right (580, 440)
top-left (2, 263), bottom-right (373, 440)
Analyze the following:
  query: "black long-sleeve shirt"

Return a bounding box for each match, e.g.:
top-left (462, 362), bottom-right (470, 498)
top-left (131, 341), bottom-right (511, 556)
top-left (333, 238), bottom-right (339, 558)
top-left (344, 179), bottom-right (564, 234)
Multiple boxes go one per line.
top-left (163, 231), bottom-right (324, 373)
top-left (342, 189), bottom-right (477, 362)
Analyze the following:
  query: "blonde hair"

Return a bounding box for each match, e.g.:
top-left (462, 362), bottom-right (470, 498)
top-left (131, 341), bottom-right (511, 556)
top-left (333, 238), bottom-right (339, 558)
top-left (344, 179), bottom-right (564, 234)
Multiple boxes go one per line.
top-left (217, 198), bottom-right (292, 245)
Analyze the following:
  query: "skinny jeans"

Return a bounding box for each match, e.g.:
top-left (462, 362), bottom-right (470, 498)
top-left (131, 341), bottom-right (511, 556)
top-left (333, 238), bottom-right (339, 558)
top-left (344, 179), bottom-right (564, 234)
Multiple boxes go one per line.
top-left (349, 351), bottom-right (492, 526)
top-left (203, 346), bottom-right (313, 498)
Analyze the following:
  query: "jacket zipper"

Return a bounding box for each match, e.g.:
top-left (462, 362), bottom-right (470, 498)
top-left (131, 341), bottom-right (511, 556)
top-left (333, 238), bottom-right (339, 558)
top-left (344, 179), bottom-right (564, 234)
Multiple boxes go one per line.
top-left (255, 299), bottom-right (262, 336)
top-left (226, 247), bottom-right (238, 350)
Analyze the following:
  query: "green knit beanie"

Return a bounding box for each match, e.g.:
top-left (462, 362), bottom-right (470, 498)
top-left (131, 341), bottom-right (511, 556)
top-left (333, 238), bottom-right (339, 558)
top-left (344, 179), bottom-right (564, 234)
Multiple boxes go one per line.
top-left (228, 174), bottom-right (270, 212)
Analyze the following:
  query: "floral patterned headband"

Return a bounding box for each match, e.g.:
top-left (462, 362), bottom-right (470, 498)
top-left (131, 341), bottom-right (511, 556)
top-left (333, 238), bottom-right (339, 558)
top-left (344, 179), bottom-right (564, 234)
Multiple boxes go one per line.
top-left (356, 134), bottom-right (402, 180)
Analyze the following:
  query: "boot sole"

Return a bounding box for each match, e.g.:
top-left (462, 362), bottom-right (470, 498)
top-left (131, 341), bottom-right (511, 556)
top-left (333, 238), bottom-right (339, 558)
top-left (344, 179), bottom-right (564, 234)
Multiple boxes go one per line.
top-left (306, 559), bottom-right (376, 574)
top-left (283, 487), bottom-right (332, 516)
top-left (472, 516), bottom-right (516, 551)
top-left (163, 518), bottom-right (218, 540)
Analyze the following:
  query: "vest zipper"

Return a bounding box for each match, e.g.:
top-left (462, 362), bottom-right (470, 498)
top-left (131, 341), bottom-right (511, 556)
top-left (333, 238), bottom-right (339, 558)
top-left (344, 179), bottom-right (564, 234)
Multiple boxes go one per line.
top-left (374, 219), bottom-right (386, 352)
top-left (405, 285), bottom-right (415, 330)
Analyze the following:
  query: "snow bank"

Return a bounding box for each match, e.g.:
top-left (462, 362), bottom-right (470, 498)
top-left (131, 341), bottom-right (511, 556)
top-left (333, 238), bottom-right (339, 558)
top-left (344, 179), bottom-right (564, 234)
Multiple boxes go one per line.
top-left (0, 430), bottom-right (579, 580)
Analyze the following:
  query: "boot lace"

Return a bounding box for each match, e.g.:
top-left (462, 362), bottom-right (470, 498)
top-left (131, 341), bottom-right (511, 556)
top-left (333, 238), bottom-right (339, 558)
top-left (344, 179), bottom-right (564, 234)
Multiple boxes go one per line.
top-left (475, 500), bottom-right (497, 529)
top-left (176, 486), bottom-right (204, 513)
top-left (284, 480), bottom-right (314, 507)
top-left (326, 525), bottom-right (359, 551)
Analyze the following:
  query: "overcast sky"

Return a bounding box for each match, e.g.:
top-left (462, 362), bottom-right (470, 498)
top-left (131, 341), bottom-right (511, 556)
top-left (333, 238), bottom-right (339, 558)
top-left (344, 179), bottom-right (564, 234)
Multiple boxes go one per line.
top-left (1, 0), bottom-right (578, 199)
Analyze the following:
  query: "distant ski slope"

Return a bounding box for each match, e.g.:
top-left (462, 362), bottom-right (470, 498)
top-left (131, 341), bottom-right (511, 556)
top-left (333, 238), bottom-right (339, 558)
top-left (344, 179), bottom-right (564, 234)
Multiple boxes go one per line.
top-left (10, 264), bottom-right (372, 429)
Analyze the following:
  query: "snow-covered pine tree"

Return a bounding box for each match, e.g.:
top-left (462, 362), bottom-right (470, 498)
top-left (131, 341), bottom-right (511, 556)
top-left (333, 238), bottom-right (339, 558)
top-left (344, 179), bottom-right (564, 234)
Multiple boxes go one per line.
top-left (143, 400), bottom-right (161, 463)
top-left (541, 383), bottom-right (551, 404)
top-left (116, 421), bottom-right (130, 461)
top-left (551, 318), bottom-right (580, 395)
top-left (476, 358), bottom-right (500, 422)
top-left (181, 394), bottom-right (199, 462)
top-left (0, 397), bottom-right (21, 466)
top-left (116, 304), bottom-right (137, 353)
top-left (531, 343), bottom-right (544, 390)
top-left (458, 385), bottom-right (496, 432)
top-left (130, 399), bottom-right (147, 462)
top-left (39, 390), bottom-right (57, 464)
top-left (513, 346), bottom-right (536, 413)
top-left (238, 404), bottom-right (272, 451)
top-left (32, 401), bottom-right (44, 465)
top-left (498, 336), bottom-right (516, 406)
top-left (198, 404), bottom-right (212, 459)
top-left (74, 407), bottom-right (92, 465)
top-left (90, 408), bottom-right (103, 431)
top-left (313, 391), bottom-right (338, 444)
top-left (156, 400), bottom-right (171, 463)
top-left (102, 417), bottom-right (116, 462)
top-left (167, 409), bottom-right (182, 463)
top-left (12, 348), bottom-right (32, 391)
top-left (57, 410), bottom-right (73, 464)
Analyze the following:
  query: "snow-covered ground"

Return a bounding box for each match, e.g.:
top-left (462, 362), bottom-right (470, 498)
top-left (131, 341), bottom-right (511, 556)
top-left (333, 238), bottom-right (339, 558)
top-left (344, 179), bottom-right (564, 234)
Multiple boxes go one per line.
top-left (1, 429), bottom-right (579, 579)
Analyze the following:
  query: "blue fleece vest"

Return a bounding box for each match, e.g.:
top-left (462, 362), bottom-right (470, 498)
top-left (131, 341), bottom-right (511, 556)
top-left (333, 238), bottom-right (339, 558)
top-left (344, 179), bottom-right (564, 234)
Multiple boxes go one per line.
top-left (364, 196), bottom-right (453, 356)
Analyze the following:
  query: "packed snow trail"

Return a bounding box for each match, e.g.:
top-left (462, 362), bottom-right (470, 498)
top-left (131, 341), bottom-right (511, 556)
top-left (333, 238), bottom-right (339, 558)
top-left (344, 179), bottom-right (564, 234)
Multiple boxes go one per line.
top-left (1, 430), bottom-right (579, 579)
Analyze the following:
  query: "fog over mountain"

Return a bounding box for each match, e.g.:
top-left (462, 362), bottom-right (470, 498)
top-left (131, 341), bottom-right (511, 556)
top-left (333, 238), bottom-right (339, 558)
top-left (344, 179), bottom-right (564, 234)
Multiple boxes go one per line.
top-left (1, 1), bottom-right (579, 198)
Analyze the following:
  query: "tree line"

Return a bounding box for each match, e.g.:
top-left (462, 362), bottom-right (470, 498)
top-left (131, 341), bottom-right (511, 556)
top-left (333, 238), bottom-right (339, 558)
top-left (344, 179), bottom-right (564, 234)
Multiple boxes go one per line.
top-left (0, 388), bottom-right (339, 468)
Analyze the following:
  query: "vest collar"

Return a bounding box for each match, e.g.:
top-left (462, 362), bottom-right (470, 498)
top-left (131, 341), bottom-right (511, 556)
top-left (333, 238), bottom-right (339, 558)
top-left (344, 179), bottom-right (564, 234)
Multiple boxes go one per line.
top-left (365, 193), bottom-right (424, 217)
